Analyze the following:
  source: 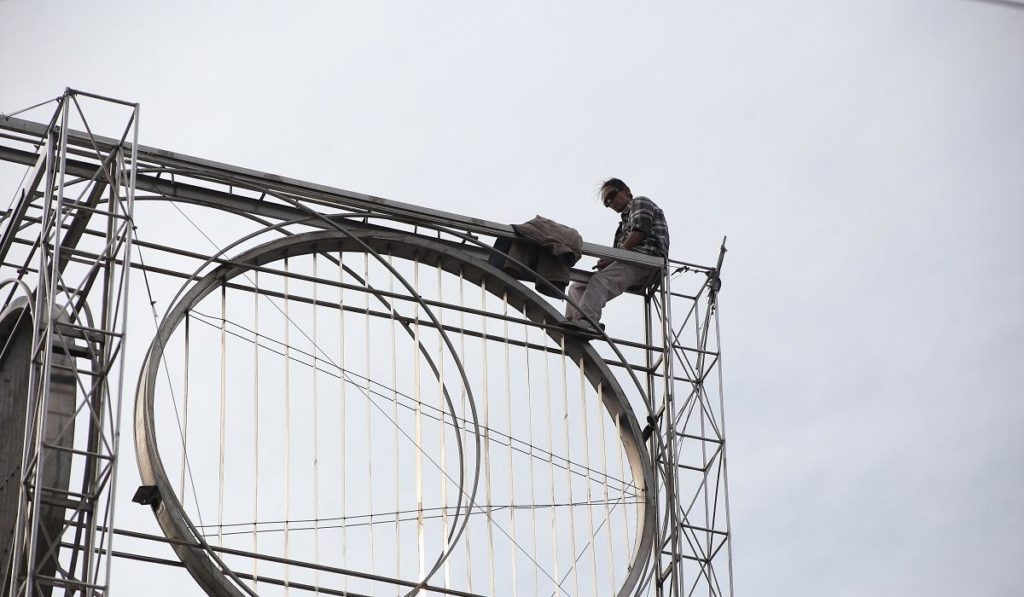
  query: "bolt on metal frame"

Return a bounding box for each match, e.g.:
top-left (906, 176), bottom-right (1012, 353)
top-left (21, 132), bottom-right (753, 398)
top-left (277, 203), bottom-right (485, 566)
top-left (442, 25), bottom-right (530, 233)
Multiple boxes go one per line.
top-left (0, 91), bottom-right (732, 597)
top-left (0, 89), bottom-right (138, 597)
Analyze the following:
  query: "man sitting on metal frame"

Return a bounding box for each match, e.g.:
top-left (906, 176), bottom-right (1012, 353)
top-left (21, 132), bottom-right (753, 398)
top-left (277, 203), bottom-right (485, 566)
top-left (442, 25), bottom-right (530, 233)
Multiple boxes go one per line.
top-left (563, 177), bottom-right (669, 334)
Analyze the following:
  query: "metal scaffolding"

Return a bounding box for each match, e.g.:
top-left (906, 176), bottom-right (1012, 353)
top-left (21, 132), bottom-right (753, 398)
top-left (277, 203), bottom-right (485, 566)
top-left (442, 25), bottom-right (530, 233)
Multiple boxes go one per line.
top-left (0, 90), bottom-right (138, 597)
top-left (648, 251), bottom-right (732, 597)
top-left (0, 91), bottom-right (732, 597)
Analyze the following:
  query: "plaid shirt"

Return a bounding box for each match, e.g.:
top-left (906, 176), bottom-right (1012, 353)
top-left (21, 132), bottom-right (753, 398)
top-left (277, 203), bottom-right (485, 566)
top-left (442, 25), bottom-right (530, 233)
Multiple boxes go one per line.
top-left (613, 196), bottom-right (670, 257)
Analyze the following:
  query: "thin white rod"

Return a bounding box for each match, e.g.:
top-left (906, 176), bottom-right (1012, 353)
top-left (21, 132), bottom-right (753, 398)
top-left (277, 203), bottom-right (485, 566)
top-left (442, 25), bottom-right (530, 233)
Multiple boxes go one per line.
top-left (577, 357), bottom-right (599, 595)
top-left (437, 263), bottom-right (452, 591)
top-left (458, 269), bottom-right (474, 594)
top-left (218, 283), bottom-right (227, 546)
top-left (338, 251), bottom-right (348, 593)
top-left (253, 270), bottom-right (260, 590)
top-left (414, 256), bottom-right (426, 581)
top-left (364, 252), bottom-right (376, 575)
top-left (313, 254), bottom-right (321, 592)
top-left (179, 313), bottom-right (189, 499)
top-left (597, 381), bottom-right (617, 592)
top-left (481, 283), bottom-right (496, 597)
top-left (616, 410), bottom-right (630, 558)
top-left (524, 322), bottom-right (540, 596)
top-left (502, 292), bottom-right (519, 597)
top-left (544, 331), bottom-right (561, 596)
top-left (560, 337), bottom-right (581, 596)
top-left (389, 255), bottom-right (401, 581)
top-left (284, 256), bottom-right (292, 596)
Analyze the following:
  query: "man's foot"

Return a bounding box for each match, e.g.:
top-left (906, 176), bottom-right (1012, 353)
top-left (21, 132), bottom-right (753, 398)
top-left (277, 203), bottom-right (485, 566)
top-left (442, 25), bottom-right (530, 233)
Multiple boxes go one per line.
top-left (559, 319), bottom-right (605, 337)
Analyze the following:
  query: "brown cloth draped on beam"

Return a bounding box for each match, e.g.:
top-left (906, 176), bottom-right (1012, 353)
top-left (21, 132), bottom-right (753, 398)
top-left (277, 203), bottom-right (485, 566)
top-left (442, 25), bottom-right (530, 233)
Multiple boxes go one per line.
top-left (489, 216), bottom-right (583, 299)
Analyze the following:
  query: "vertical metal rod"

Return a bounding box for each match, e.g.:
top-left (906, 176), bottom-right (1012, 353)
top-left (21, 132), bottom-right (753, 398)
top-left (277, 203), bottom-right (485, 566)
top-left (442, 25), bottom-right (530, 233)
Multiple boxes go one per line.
top-left (646, 290), bottom-right (660, 597)
top-left (699, 379), bottom-right (712, 593)
top-left (523, 322), bottom-right (540, 596)
top-left (284, 255), bottom-right (292, 596)
top-left (253, 269), bottom-right (260, 590)
top-left (389, 255), bottom-right (401, 581)
top-left (337, 251), bottom-right (348, 593)
top-left (577, 357), bottom-right (599, 595)
top-left (480, 282), bottom-right (496, 597)
top-left (89, 141), bottom-right (113, 592)
top-left (414, 255), bottom-right (426, 582)
top-left (95, 139), bottom-right (124, 594)
top-left (363, 252), bottom-right (375, 576)
top-left (713, 296), bottom-right (735, 596)
top-left (660, 267), bottom-right (683, 597)
top-left (458, 269), bottom-right (473, 594)
top-left (559, 336), bottom-right (580, 596)
top-left (437, 261), bottom-right (452, 590)
top-left (694, 284), bottom-right (714, 593)
top-left (644, 287), bottom-right (665, 597)
top-left (180, 313), bottom-right (190, 499)
top-left (21, 99), bottom-right (67, 597)
top-left (218, 282), bottom-right (227, 546)
top-left (501, 291), bottom-right (519, 597)
top-left (34, 105), bottom-right (69, 596)
top-left (616, 414), bottom-right (630, 555)
top-left (81, 97), bottom-right (106, 592)
top-left (597, 381), bottom-right (617, 592)
top-left (100, 101), bottom-right (138, 596)
top-left (88, 164), bottom-right (110, 592)
top-left (313, 253), bottom-right (321, 593)
top-left (544, 330), bottom-right (561, 596)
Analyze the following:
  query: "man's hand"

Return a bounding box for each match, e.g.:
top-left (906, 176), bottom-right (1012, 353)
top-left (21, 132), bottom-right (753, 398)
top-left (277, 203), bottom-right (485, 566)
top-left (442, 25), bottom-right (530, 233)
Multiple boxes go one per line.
top-left (596, 231), bottom-right (645, 270)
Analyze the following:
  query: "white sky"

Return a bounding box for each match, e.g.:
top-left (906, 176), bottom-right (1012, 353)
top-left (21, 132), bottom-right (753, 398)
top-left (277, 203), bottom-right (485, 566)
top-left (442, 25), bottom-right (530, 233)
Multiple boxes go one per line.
top-left (2, 1), bottom-right (1023, 595)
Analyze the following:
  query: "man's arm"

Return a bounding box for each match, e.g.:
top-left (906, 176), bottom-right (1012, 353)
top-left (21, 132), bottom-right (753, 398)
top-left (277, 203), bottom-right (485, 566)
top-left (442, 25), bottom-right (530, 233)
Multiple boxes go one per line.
top-left (595, 230), bottom-right (647, 270)
top-left (620, 230), bottom-right (647, 250)
top-left (597, 197), bottom-right (653, 270)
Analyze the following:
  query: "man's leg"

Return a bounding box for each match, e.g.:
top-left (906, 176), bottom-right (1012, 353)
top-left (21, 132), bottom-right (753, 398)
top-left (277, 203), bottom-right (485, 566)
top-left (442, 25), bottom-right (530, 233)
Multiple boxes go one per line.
top-left (564, 281), bottom-right (586, 320)
top-left (574, 262), bottom-right (655, 323)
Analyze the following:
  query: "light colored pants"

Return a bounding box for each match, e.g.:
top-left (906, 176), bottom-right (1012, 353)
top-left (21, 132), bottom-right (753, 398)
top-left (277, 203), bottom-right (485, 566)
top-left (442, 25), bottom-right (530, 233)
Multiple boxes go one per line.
top-left (564, 261), bottom-right (660, 323)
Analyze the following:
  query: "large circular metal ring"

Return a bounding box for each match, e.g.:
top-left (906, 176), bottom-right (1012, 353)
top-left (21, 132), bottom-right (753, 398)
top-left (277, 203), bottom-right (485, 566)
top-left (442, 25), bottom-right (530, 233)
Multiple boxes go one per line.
top-left (134, 228), bottom-right (655, 597)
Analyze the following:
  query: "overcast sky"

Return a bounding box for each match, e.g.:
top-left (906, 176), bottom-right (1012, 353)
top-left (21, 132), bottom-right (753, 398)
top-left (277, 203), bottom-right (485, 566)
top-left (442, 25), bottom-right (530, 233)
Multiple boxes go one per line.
top-left (2, 1), bottom-right (1023, 595)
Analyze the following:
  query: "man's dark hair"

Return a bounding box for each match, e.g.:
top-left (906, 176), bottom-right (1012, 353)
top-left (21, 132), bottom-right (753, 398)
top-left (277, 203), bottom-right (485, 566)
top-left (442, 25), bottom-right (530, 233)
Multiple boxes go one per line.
top-left (600, 177), bottom-right (630, 195)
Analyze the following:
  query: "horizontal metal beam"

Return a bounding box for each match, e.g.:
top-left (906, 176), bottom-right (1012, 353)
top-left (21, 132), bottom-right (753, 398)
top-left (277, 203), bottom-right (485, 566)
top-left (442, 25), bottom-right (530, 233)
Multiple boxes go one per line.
top-left (0, 114), bottom-right (672, 268)
top-left (1, 142), bottom-right (665, 295)
top-left (89, 523), bottom-right (490, 597)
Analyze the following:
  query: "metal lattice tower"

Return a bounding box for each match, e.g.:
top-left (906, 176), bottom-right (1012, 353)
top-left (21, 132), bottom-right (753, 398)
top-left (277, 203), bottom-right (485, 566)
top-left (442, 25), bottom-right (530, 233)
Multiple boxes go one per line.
top-left (0, 91), bottom-right (731, 597)
top-left (648, 250), bottom-right (732, 597)
top-left (0, 90), bottom-right (138, 596)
